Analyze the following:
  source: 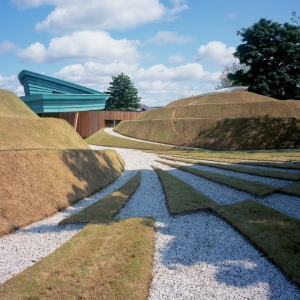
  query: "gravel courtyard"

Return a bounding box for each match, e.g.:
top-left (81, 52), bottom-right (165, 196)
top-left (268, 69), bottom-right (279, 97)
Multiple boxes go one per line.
top-left (0, 144), bottom-right (299, 299)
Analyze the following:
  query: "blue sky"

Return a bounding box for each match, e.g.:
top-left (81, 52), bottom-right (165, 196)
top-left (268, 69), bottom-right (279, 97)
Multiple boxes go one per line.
top-left (0, 0), bottom-right (298, 106)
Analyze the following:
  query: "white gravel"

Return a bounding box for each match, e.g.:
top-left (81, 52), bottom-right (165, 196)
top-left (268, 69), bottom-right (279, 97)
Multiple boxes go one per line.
top-left (0, 145), bottom-right (299, 299)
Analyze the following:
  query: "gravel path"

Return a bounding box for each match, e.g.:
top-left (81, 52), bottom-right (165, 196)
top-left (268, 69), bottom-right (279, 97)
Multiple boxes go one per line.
top-left (0, 145), bottom-right (299, 299)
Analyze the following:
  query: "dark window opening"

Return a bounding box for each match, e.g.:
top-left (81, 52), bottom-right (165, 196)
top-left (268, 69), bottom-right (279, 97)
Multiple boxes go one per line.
top-left (105, 120), bottom-right (121, 127)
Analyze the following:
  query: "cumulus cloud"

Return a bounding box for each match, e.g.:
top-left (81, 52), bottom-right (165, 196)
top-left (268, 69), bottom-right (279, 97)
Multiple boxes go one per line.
top-left (196, 41), bottom-right (237, 66)
top-left (18, 31), bottom-right (140, 63)
top-left (12, 0), bottom-right (187, 32)
top-left (136, 80), bottom-right (205, 106)
top-left (0, 74), bottom-right (23, 95)
top-left (146, 30), bottom-right (193, 46)
top-left (54, 61), bottom-right (138, 90)
top-left (0, 41), bottom-right (19, 54)
top-left (134, 63), bottom-right (209, 81)
top-left (165, 0), bottom-right (188, 19)
top-left (168, 54), bottom-right (185, 64)
top-left (52, 60), bottom-right (221, 106)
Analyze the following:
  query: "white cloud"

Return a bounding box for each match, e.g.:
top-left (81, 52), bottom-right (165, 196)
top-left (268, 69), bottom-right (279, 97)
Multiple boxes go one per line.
top-left (146, 30), bottom-right (193, 46)
top-left (0, 41), bottom-right (19, 54)
top-left (13, 0), bottom-right (188, 32)
top-left (52, 60), bottom-right (221, 106)
top-left (18, 31), bottom-right (140, 63)
top-left (0, 75), bottom-right (23, 95)
top-left (196, 41), bottom-right (237, 66)
top-left (168, 54), bottom-right (185, 64)
top-left (166, 0), bottom-right (188, 19)
top-left (54, 61), bottom-right (138, 90)
top-left (227, 13), bottom-right (237, 19)
top-left (136, 80), bottom-right (206, 106)
top-left (134, 63), bottom-right (209, 81)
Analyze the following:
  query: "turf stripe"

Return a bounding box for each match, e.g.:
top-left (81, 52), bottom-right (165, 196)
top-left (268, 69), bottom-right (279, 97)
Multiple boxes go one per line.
top-left (156, 159), bottom-right (278, 196)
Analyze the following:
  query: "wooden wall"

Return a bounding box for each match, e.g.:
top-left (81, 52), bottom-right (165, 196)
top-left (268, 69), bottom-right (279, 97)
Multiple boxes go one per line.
top-left (60, 110), bottom-right (142, 138)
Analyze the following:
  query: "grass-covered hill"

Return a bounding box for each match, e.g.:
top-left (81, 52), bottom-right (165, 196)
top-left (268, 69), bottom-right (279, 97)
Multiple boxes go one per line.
top-left (113, 91), bottom-right (300, 150)
top-left (0, 89), bottom-right (88, 150)
top-left (0, 90), bottom-right (124, 237)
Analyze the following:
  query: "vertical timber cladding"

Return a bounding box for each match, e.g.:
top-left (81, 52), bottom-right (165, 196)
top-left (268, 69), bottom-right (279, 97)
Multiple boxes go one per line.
top-left (60, 110), bottom-right (142, 138)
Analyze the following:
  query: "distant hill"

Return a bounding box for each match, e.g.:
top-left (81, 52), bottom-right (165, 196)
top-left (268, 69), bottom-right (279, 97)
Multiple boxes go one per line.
top-left (113, 91), bottom-right (300, 150)
top-left (0, 89), bottom-right (124, 237)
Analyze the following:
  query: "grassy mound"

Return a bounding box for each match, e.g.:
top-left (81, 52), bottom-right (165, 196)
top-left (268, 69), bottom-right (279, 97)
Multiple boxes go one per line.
top-left (0, 117), bottom-right (89, 150)
top-left (112, 91), bottom-right (300, 150)
top-left (115, 119), bottom-right (185, 145)
top-left (0, 90), bottom-right (127, 236)
top-left (165, 91), bottom-right (277, 107)
top-left (0, 89), bottom-right (38, 119)
top-left (0, 149), bottom-right (124, 237)
top-left (0, 89), bottom-right (88, 150)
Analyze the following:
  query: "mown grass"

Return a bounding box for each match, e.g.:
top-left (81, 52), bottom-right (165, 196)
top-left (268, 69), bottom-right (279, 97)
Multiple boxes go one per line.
top-left (112, 91), bottom-right (300, 150)
top-left (0, 117), bottom-right (89, 151)
top-left (159, 153), bottom-right (300, 169)
top-left (86, 128), bottom-right (300, 164)
top-left (159, 155), bottom-right (300, 180)
top-left (114, 119), bottom-right (186, 145)
top-left (165, 91), bottom-right (276, 107)
top-left (157, 148), bottom-right (300, 163)
top-left (85, 128), bottom-right (183, 151)
top-left (152, 166), bottom-right (215, 213)
top-left (153, 166), bottom-right (300, 287)
top-left (173, 101), bottom-right (300, 119)
top-left (60, 172), bottom-right (141, 224)
top-left (156, 159), bottom-right (278, 196)
top-left (0, 89), bottom-right (89, 151)
top-left (0, 218), bottom-right (155, 300)
top-left (0, 149), bottom-right (124, 237)
top-left (0, 89), bottom-right (38, 119)
top-left (280, 182), bottom-right (300, 196)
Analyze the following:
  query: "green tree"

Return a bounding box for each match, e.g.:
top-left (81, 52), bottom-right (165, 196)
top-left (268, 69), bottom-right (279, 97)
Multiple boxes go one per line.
top-left (291, 11), bottom-right (300, 27)
top-left (229, 18), bottom-right (300, 99)
top-left (216, 62), bottom-right (250, 89)
top-left (105, 73), bottom-right (141, 110)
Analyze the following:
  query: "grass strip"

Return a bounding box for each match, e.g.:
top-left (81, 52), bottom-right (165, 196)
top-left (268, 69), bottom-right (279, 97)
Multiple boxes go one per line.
top-left (280, 182), bottom-right (300, 196)
top-left (85, 128), bottom-right (181, 151)
top-left (162, 154), bottom-right (300, 170)
top-left (216, 200), bottom-right (300, 287)
top-left (157, 149), bottom-right (300, 164)
top-left (156, 159), bottom-right (278, 196)
top-left (159, 155), bottom-right (300, 180)
top-left (153, 166), bottom-right (300, 287)
top-left (152, 165), bottom-right (216, 213)
top-left (59, 171), bottom-right (141, 224)
top-left (0, 217), bottom-right (155, 300)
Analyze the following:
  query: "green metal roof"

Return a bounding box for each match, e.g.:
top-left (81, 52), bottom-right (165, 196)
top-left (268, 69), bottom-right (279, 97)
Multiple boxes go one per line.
top-left (18, 70), bottom-right (108, 113)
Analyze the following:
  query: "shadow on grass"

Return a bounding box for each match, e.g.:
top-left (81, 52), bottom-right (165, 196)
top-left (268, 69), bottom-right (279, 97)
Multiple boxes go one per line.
top-left (60, 149), bottom-right (124, 206)
top-left (193, 116), bottom-right (300, 150)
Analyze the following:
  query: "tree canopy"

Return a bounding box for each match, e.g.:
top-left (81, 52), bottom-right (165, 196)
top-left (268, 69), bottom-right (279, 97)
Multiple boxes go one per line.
top-left (105, 73), bottom-right (141, 110)
top-left (229, 18), bottom-right (300, 100)
top-left (216, 62), bottom-right (250, 89)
